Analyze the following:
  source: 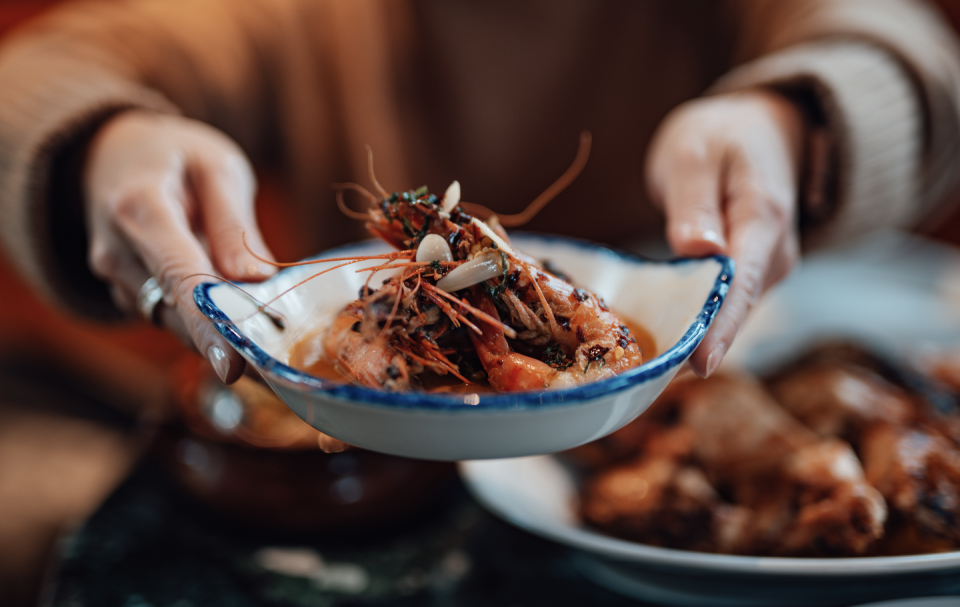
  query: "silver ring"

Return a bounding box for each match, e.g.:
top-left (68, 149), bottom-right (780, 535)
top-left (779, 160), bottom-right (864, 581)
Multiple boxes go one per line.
top-left (136, 277), bottom-right (164, 325)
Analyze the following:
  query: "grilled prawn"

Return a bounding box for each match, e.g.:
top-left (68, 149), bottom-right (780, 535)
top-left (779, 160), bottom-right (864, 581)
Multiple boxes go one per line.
top-left (314, 140), bottom-right (644, 392)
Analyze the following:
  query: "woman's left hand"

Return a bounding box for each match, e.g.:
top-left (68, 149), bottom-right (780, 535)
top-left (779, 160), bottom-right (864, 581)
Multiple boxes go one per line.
top-left (646, 89), bottom-right (806, 378)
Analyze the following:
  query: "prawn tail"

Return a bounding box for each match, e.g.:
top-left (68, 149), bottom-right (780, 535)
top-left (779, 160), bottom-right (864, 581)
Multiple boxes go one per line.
top-left (467, 290), bottom-right (558, 392)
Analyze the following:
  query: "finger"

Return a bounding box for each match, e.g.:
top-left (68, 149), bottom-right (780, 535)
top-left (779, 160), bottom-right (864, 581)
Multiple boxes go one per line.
top-left (689, 196), bottom-right (788, 378)
top-left (690, 223), bottom-right (776, 377)
top-left (653, 142), bottom-right (729, 257)
top-left (155, 300), bottom-right (197, 347)
top-left (111, 185), bottom-right (247, 384)
top-left (765, 226), bottom-right (800, 287)
top-left (190, 149), bottom-right (277, 281)
top-left (88, 228), bottom-right (152, 314)
top-left (91, 211), bottom-right (193, 335)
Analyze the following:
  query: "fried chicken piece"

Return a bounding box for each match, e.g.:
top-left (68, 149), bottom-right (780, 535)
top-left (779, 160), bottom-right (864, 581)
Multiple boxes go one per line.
top-left (579, 455), bottom-right (752, 554)
top-left (578, 373), bottom-right (889, 556)
top-left (769, 344), bottom-right (960, 447)
top-left (861, 422), bottom-right (960, 546)
top-left (767, 362), bottom-right (914, 442)
top-left (679, 375), bottom-right (887, 556)
top-left (917, 347), bottom-right (960, 393)
top-left (679, 374), bottom-right (817, 501)
top-left (767, 351), bottom-right (960, 549)
top-left (753, 440), bottom-right (887, 556)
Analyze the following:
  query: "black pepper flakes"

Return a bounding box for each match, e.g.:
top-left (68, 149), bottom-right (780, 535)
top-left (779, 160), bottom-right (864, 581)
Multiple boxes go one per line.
top-left (583, 344), bottom-right (611, 373)
top-left (587, 345), bottom-right (610, 360)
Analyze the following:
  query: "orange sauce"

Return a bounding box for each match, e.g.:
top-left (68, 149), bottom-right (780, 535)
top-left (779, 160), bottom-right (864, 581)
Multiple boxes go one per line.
top-left (287, 312), bottom-right (657, 392)
top-left (624, 316), bottom-right (656, 365)
top-left (287, 327), bottom-right (345, 382)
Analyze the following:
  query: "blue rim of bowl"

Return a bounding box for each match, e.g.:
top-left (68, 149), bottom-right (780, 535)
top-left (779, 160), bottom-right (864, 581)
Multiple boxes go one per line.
top-left (194, 233), bottom-right (733, 410)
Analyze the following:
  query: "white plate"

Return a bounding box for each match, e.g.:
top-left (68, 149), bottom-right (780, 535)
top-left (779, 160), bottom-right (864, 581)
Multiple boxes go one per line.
top-left (195, 234), bottom-right (732, 461)
top-left (460, 455), bottom-right (960, 607)
top-left (460, 231), bottom-right (960, 604)
top-left (725, 230), bottom-right (960, 373)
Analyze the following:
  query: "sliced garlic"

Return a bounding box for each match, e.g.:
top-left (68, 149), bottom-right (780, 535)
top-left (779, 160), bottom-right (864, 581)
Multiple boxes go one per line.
top-left (440, 180), bottom-right (461, 214)
top-left (436, 250), bottom-right (505, 292)
top-left (470, 217), bottom-right (515, 258)
top-left (416, 233), bottom-right (453, 263)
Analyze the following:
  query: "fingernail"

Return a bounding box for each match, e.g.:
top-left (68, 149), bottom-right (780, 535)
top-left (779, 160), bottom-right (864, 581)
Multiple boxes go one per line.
top-left (701, 229), bottom-right (726, 249)
top-left (245, 263), bottom-right (276, 278)
top-left (704, 343), bottom-right (726, 378)
top-left (207, 345), bottom-right (230, 383)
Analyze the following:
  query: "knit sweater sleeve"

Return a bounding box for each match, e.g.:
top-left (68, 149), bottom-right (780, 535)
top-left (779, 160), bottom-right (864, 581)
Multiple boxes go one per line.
top-left (715, 0), bottom-right (960, 248)
top-left (0, 0), bottom-right (297, 318)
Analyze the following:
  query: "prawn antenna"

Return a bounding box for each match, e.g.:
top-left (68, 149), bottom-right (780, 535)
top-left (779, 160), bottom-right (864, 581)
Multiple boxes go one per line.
top-left (241, 232), bottom-right (411, 268)
top-left (468, 131), bottom-right (592, 228)
top-left (177, 272), bottom-right (287, 330)
top-left (366, 144), bottom-right (390, 199)
top-left (333, 183), bottom-right (377, 220)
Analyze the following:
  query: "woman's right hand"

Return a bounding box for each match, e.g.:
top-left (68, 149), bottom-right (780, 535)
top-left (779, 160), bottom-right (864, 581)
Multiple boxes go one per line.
top-left (84, 110), bottom-right (276, 384)
top-left (645, 90), bottom-right (804, 379)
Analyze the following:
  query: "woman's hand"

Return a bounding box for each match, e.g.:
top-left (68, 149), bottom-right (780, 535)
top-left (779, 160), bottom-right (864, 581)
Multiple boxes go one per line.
top-left (646, 89), bottom-right (806, 378)
top-left (84, 111), bottom-right (276, 384)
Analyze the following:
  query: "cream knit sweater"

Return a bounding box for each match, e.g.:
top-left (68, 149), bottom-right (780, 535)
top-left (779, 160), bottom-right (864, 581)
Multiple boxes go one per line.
top-left (0, 0), bottom-right (958, 318)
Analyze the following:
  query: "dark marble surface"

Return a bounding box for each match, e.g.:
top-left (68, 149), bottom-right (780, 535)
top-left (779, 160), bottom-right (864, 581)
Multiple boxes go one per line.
top-left (48, 455), bottom-right (649, 607)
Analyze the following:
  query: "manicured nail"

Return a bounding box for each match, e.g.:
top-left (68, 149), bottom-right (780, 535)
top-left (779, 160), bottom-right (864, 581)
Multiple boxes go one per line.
top-left (207, 345), bottom-right (230, 383)
top-left (245, 263), bottom-right (276, 278)
top-left (705, 343), bottom-right (726, 378)
top-left (700, 229), bottom-right (726, 249)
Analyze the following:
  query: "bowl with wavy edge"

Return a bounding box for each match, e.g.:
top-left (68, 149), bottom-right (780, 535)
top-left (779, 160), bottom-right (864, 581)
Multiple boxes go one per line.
top-left (193, 233), bottom-right (732, 461)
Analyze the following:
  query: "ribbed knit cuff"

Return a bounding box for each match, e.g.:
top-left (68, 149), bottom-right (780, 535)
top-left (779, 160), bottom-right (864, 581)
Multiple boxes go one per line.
top-left (710, 39), bottom-right (921, 249)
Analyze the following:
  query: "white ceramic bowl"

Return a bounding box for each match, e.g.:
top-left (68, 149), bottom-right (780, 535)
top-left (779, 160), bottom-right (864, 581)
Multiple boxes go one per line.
top-left (194, 234), bottom-right (732, 461)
